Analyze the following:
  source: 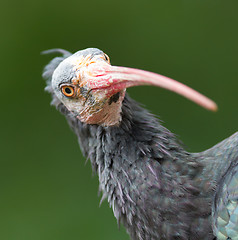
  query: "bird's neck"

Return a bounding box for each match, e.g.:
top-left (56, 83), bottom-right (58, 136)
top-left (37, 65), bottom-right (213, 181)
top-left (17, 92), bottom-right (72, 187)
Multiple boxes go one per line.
top-left (57, 94), bottom-right (209, 239)
top-left (71, 94), bottom-right (189, 171)
top-left (60, 93), bottom-right (199, 187)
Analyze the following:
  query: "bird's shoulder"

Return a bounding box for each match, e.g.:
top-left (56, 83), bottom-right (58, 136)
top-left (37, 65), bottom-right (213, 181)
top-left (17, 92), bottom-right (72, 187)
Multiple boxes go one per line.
top-left (212, 162), bottom-right (238, 239)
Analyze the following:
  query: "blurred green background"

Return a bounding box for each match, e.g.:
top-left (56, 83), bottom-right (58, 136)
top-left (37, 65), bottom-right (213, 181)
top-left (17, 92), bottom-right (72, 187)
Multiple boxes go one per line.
top-left (1, 0), bottom-right (238, 239)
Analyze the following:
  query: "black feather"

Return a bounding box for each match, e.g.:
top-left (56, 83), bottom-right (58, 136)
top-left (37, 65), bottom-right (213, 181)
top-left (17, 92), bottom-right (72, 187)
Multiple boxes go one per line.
top-left (43, 49), bottom-right (238, 240)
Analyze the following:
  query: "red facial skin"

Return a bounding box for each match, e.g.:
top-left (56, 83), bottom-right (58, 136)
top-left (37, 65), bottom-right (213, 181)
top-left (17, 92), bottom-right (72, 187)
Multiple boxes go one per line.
top-left (62, 54), bottom-right (217, 126)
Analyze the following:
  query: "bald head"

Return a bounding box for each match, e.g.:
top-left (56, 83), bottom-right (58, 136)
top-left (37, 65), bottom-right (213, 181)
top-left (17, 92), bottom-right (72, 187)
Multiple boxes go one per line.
top-left (44, 47), bottom-right (217, 127)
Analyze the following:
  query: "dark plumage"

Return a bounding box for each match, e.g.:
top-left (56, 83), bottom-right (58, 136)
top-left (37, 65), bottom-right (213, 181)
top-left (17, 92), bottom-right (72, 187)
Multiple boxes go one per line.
top-left (43, 48), bottom-right (238, 240)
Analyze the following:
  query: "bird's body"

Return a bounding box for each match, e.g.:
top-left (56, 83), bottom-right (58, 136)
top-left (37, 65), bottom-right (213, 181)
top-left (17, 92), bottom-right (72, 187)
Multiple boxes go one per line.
top-left (43, 48), bottom-right (238, 239)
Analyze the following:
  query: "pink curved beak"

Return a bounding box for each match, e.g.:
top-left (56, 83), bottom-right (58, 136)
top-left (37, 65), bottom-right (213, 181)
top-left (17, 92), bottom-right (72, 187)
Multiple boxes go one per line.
top-left (86, 63), bottom-right (217, 111)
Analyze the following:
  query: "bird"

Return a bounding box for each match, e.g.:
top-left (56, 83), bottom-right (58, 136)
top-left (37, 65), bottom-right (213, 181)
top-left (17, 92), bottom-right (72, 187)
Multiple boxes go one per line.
top-left (42, 48), bottom-right (238, 240)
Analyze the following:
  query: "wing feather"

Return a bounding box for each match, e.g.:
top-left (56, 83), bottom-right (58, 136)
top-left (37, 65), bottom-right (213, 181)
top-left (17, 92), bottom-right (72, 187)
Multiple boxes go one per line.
top-left (213, 162), bottom-right (238, 239)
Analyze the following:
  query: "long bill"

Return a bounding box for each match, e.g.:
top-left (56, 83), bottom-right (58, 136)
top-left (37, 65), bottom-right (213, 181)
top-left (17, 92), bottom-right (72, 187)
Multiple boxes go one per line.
top-left (87, 64), bottom-right (218, 111)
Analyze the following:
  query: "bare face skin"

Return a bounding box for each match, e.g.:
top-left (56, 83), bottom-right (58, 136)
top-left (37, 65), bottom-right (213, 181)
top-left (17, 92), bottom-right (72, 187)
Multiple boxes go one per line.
top-left (52, 49), bottom-right (126, 126)
top-left (52, 48), bottom-right (217, 127)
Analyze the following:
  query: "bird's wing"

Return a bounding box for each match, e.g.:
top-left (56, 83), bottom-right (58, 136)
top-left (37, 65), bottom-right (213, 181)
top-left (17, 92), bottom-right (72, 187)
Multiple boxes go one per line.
top-left (212, 162), bottom-right (238, 239)
top-left (193, 132), bottom-right (238, 239)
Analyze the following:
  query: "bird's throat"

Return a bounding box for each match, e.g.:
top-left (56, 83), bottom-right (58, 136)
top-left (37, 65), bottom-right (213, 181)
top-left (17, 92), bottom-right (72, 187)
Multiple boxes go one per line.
top-left (78, 90), bottom-right (126, 126)
top-left (78, 100), bottom-right (122, 126)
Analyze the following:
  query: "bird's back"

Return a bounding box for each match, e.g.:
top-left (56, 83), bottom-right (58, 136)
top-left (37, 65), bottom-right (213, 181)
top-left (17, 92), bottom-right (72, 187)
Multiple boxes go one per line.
top-left (192, 132), bottom-right (238, 239)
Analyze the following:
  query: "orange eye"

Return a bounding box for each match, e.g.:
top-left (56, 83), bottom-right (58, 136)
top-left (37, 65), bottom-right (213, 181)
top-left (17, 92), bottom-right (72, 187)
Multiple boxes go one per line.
top-left (104, 53), bottom-right (110, 63)
top-left (61, 85), bottom-right (75, 97)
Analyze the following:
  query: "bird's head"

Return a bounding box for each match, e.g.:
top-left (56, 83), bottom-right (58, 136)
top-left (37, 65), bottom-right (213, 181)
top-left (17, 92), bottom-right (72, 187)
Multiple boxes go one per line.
top-left (48, 48), bottom-right (217, 126)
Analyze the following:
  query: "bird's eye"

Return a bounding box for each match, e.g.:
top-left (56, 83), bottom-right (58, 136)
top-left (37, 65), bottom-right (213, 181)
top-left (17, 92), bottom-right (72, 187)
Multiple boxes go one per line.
top-left (104, 54), bottom-right (110, 63)
top-left (61, 85), bottom-right (75, 97)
